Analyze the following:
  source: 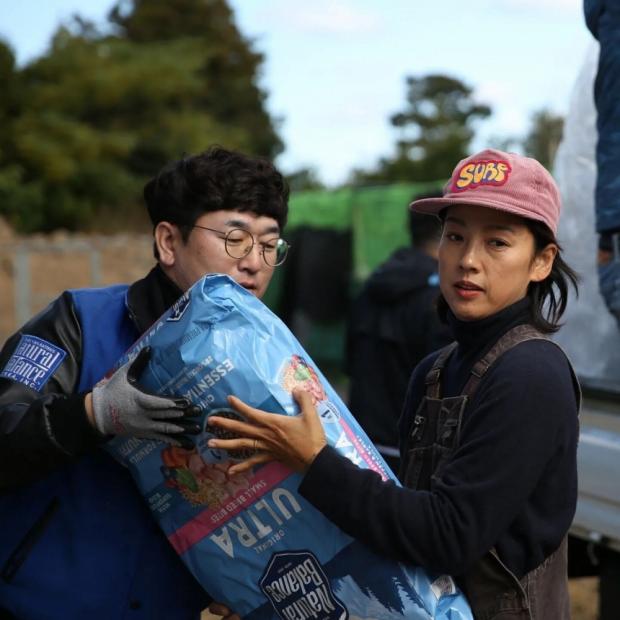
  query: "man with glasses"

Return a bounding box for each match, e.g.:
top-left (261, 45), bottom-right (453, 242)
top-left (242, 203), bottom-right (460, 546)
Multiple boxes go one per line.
top-left (0, 147), bottom-right (289, 619)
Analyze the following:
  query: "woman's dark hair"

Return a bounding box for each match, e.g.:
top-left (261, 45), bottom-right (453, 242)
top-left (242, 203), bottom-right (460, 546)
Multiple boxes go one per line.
top-left (525, 219), bottom-right (579, 333)
top-left (436, 217), bottom-right (579, 334)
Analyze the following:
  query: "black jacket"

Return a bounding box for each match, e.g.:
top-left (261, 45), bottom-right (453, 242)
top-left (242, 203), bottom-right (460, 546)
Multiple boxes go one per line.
top-left (346, 247), bottom-right (450, 449)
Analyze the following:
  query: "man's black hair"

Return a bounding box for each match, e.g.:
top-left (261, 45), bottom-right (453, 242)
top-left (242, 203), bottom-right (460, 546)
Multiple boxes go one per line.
top-left (408, 190), bottom-right (443, 248)
top-left (144, 146), bottom-right (289, 238)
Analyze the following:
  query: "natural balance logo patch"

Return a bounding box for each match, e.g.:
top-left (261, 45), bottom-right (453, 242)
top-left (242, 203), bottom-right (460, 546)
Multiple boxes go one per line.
top-left (0, 334), bottom-right (66, 391)
top-left (260, 550), bottom-right (348, 620)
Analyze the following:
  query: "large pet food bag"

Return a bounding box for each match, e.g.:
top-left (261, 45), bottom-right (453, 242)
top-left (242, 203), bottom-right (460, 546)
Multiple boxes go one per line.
top-left (106, 274), bottom-right (472, 620)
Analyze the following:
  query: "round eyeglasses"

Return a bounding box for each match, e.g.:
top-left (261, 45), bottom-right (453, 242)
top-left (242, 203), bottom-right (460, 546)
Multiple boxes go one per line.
top-left (192, 225), bottom-right (290, 267)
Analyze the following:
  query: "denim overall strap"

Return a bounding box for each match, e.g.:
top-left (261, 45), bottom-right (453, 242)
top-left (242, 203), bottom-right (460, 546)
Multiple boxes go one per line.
top-left (401, 341), bottom-right (463, 489)
top-left (424, 342), bottom-right (458, 399)
top-left (460, 324), bottom-right (582, 410)
top-left (457, 324), bottom-right (576, 620)
top-left (409, 324), bottom-right (578, 619)
top-left (461, 324), bottom-right (546, 398)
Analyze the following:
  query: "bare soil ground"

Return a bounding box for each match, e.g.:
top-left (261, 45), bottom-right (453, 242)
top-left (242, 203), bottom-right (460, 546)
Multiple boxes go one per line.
top-left (569, 577), bottom-right (599, 619)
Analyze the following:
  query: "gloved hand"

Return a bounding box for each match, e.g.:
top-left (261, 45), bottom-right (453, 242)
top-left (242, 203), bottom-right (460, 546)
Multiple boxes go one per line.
top-left (92, 347), bottom-right (201, 448)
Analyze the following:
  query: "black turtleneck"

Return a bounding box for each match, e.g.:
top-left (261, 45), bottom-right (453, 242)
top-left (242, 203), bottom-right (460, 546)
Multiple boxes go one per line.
top-left (441, 296), bottom-right (532, 397)
top-left (299, 298), bottom-right (579, 579)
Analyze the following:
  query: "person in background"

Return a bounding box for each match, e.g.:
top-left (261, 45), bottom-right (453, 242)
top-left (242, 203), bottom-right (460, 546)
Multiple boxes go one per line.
top-left (209, 149), bottom-right (581, 620)
top-left (0, 146), bottom-right (289, 619)
top-left (584, 0), bottom-right (620, 326)
top-left (346, 193), bottom-right (450, 472)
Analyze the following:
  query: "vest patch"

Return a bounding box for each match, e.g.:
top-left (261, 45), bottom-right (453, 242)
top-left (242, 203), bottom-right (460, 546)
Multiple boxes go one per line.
top-left (0, 335), bottom-right (66, 391)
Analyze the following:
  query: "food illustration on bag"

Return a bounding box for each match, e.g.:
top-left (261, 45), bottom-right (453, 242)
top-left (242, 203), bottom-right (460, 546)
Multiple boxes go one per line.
top-left (160, 445), bottom-right (251, 507)
top-left (280, 355), bottom-right (326, 404)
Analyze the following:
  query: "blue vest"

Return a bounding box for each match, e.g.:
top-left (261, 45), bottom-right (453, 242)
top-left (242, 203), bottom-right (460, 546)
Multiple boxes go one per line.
top-left (0, 286), bottom-right (208, 619)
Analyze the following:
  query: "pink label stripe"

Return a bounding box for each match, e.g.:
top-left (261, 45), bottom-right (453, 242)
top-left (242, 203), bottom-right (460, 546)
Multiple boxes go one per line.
top-left (339, 418), bottom-right (389, 480)
top-left (168, 461), bottom-right (293, 555)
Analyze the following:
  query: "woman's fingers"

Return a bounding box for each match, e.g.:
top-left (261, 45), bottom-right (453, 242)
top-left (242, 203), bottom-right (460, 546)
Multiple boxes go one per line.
top-left (207, 436), bottom-right (256, 452)
top-left (206, 433), bottom-right (275, 475)
top-left (208, 602), bottom-right (241, 620)
top-left (208, 602), bottom-right (231, 616)
top-left (292, 389), bottom-right (322, 430)
top-left (207, 414), bottom-right (257, 437)
top-left (227, 395), bottom-right (272, 424)
top-left (224, 391), bottom-right (313, 425)
top-left (292, 389), bottom-right (323, 427)
top-left (206, 390), bottom-right (326, 473)
top-left (292, 387), bottom-right (313, 408)
top-left (228, 452), bottom-right (272, 476)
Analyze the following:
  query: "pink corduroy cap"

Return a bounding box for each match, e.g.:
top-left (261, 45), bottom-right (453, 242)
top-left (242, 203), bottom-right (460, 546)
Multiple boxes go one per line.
top-left (409, 148), bottom-right (561, 235)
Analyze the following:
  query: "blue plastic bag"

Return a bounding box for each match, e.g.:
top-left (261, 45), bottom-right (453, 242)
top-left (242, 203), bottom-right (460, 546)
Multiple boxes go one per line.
top-left (106, 274), bottom-right (472, 620)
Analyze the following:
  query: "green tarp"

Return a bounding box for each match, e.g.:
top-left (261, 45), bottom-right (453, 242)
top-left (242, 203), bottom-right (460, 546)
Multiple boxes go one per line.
top-left (287, 182), bottom-right (444, 280)
top-left (263, 182), bottom-right (445, 368)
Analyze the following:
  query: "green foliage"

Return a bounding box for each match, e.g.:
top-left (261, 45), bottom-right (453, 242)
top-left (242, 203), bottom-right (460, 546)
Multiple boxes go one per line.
top-left (286, 167), bottom-right (325, 192)
top-left (522, 108), bottom-right (564, 171)
top-left (353, 74), bottom-right (491, 185)
top-left (0, 165), bottom-right (46, 232)
top-left (0, 40), bottom-right (20, 122)
top-left (0, 40), bottom-right (22, 165)
top-left (0, 0), bottom-right (282, 232)
top-left (110, 0), bottom-right (235, 42)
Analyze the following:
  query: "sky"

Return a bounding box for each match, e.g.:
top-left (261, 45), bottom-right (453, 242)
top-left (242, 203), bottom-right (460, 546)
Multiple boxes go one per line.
top-left (0, 0), bottom-right (595, 186)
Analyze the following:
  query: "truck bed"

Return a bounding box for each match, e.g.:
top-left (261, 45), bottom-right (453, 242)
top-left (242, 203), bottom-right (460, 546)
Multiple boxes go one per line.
top-left (571, 378), bottom-right (620, 553)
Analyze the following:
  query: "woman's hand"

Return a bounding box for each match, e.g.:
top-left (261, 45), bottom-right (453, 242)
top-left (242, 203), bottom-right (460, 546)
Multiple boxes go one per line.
top-left (207, 389), bottom-right (327, 475)
top-left (208, 601), bottom-right (240, 620)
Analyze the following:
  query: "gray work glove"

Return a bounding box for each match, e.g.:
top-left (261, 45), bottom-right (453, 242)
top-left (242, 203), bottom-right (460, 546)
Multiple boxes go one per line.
top-left (92, 346), bottom-right (201, 449)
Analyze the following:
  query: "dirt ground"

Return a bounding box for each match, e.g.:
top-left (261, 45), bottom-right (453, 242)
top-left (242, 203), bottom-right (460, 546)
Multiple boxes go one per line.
top-left (569, 577), bottom-right (599, 619)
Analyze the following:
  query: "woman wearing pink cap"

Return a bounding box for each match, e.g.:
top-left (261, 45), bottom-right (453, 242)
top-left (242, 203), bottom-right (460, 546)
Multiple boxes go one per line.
top-left (208, 149), bottom-right (580, 620)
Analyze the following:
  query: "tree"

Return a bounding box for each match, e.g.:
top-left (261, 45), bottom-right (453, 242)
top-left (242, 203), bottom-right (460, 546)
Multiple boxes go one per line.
top-left (0, 39), bottom-right (42, 232)
top-left (285, 167), bottom-right (324, 192)
top-left (0, 40), bottom-right (21, 137)
top-left (522, 108), bottom-right (564, 171)
top-left (353, 74), bottom-right (491, 185)
top-left (108, 0), bottom-right (282, 160)
top-left (0, 0), bottom-right (283, 232)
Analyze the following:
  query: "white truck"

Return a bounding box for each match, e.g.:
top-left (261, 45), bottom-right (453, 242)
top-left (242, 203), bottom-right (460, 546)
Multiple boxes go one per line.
top-left (554, 44), bottom-right (620, 619)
